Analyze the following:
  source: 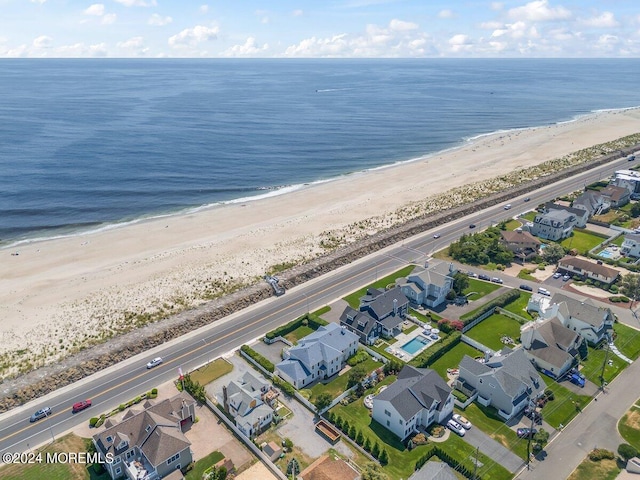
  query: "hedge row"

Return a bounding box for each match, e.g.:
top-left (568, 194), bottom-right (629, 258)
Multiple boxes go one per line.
top-left (460, 289), bottom-right (521, 324)
top-left (240, 345), bottom-right (275, 373)
top-left (409, 331), bottom-right (461, 369)
top-left (415, 446), bottom-right (478, 479)
top-left (265, 313), bottom-right (328, 340)
top-left (326, 411), bottom-right (389, 464)
top-left (272, 375), bottom-right (295, 396)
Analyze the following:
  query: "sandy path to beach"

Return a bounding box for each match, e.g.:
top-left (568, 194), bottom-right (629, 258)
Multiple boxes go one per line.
top-left (2, 108), bottom-right (640, 375)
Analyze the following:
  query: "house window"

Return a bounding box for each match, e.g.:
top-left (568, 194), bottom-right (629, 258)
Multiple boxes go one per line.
top-left (106, 435), bottom-right (113, 443)
top-left (167, 453), bottom-right (180, 465)
top-left (115, 467), bottom-right (122, 475)
top-left (145, 424), bottom-right (152, 433)
top-left (399, 419), bottom-right (403, 425)
top-left (126, 450), bottom-right (134, 459)
top-left (386, 420), bottom-right (390, 427)
top-left (384, 410), bottom-right (391, 417)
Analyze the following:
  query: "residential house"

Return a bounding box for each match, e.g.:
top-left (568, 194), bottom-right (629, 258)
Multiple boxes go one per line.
top-left (299, 455), bottom-right (360, 480)
top-left (372, 365), bottom-right (453, 440)
top-left (408, 461), bottom-right (458, 480)
top-left (499, 230), bottom-right (541, 263)
top-left (544, 203), bottom-right (590, 228)
top-left (93, 391), bottom-right (196, 480)
top-left (520, 317), bottom-right (585, 378)
top-left (339, 307), bottom-right (381, 345)
top-left (530, 209), bottom-right (578, 241)
top-left (572, 190), bottom-right (608, 217)
top-left (557, 256), bottom-right (620, 286)
top-left (600, 185), bottom-right (630, 208)
top-left (358, 286), bottom-right (409, 337)
top-left (275, 323), bottom-right (359, 389)
top-left (396, 261), bottom-right (456, 309)
top-left (457, 348), bottom-right (546, 420)
top-left (622, 233), bottom-right (640, 258)
top-left (223, 371), bottom-right (275, 438)
top-left (542, 293), bottom-right (615, 345)
top-left (261, 441), bottom-right (283, 462)
top-left (613, 169), bottom-right (640, 195)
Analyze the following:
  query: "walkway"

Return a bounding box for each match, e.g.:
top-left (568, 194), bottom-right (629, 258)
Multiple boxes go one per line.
top-left (463, 424), bottom-right (524, 474)
top-left (610, 342), bottom-right (633, 364)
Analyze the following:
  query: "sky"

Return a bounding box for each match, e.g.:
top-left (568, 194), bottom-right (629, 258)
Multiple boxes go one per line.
top-left (1, 0), bottom-right (639, 58)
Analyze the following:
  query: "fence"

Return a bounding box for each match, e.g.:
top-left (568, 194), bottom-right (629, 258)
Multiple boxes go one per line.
top-left (362, 344), bottom-right (389, 363)
top-left (264, 336), bottom-right (293, 347)
top-left (461, 308), bottom-right (496, 333)
top-left (460, 334), bottom-right (494, 356)
top-left (495, 307), bottom-right (530, 325)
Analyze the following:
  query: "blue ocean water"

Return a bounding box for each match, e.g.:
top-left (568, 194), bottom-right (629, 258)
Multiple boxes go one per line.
top-left (1, 58), bottom-right (640, 246)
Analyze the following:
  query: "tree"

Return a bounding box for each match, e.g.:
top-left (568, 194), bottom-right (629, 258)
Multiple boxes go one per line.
top-left (287, 458), bottom-right (300, 478)
top-left (364, 437), bottom-right (372, 452)
top-left (356, 430), bottom-right (364, 445)
top-left (620, 273), bottom-right (640, 310)
top-left (371, 441), bottom-right (380, 458)
top-left (541, 243), bottom-right (566, 264)
top-left (283, 438), bottom-right (294, 451)
top-left (379, 448), bottom-right (389, 465)
top-left (533, 428), bottom-right (550, 451)
top-left (314, 392), bottom-right (333, 411)
top-left (347, 365), bottom-right (367, 388)
top-left (453, 272), bottom-right (470, 295)
top-left (361, 462), bottom-right (389, 480)
top-left (618, 443), bottom-right (639, 461)
top-left (631, 202), bottom-right (640, 218)
top-left (349, 425), bottom-right (357, 439)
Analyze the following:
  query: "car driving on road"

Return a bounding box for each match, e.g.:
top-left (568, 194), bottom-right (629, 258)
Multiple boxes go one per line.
top-left (30, 407), bottom-right (52, 422)
top-left (72, 400), bottom-right (92, 413)
top-left (146, 357), bottom-right (163, 369)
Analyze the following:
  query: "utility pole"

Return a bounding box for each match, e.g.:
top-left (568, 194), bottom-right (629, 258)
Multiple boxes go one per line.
top-left (599, 334), bottom-right (611, 390)
top-left (472, 446), bottom-right (480, 480)
top-left (526, 398), bottom-right (536, 470)
top-left (45, 411), bottom-right (55, 443)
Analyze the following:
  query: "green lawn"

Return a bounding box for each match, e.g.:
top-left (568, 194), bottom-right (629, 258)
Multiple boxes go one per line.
top-left (503, 219), bottom-right (523, 231)
top-left (517, 269), bottom-right (537, 281)
top-left (540, 375), bottom-right (592, 428)
top-left (428, 342), bottom-right (482, 381)
top-left (559, 229), bottom-right (608, 255)
top-left (329, 380), bottom-right (512, 480)
top-left (521, 211), bottom-right (537, 222)
top-left (306, 357), bottom-right (382, 402)
top-left (184, 450), bottom-right (225, 480)
top-left (613, 322), bottom-right (640, 361)
top-left (313, 305), bottom-right (331, 317)
top-left (189, 358), bottom-right (233, 386)
top-left (501, 293), bottom-right (533, 320)
top-left (404, 324), bottom-right (418, 334)
top-left (466, 313), bottom-right (522, 351)
top-left (410, 308), bottom-right (441, 323)
top-left (284, 325), bottom-right (314, 344)
top-left (369, 341), bottom-right (404, 363)
top-left (618, 405), bottom-right (640, 451)
top-left (567, 457), bottom-right (620, 480)
top-left (456, 403), bottom-right (528, 460)
top-left (343, 265), bottom-right (416, 308)
top-left (463, 278), bottom-right (501, 301)
top-left (579, 345), bottom-right (628, 386)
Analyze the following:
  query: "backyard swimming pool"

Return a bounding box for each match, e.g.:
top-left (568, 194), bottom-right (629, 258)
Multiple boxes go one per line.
top-left (401, 335), bottom-right (430, 355)
top-left (599, 246), bottom-right (621, 260)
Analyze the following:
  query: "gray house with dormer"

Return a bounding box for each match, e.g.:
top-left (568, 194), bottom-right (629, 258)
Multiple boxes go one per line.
top-left (457, 348), bottom-right (545, 420)
top-left (358, 286), bottom-right (409, 337)
top-left (396, 261), bottom-right (456, 309)
top-left (223, 371), bottom-right (274, 438)
top-left (531, 209), bottom-right (578, 241)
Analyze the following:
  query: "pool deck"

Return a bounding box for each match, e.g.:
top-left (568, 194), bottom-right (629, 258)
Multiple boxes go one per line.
top-left (384, 322), bottom-right (440, 361)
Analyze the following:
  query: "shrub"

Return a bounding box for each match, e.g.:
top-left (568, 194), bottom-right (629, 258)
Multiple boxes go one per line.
top-left (240, 345), bottom-right (275, 373)
top-left (151, 388), bottom-right (158, 395)
top-left (89, 417), bottom-right (98, 427)
top-left (272, 376), bottom-right (295, 396)
top-left (410, 331), bottom-right (461, 368)
top-left (118, 404), bottom-right (125, 412)
top-left (412, 433), bottom-right (428, 444)
top-left (460, 289), bottom-right (521, 325)
top-left (618, 443), bottom-right (638, 461)
top-left (347, 349), bottom-right (369, 366)
top-left (265, 314), bottom-right (328, 340)
top-left (94, 415), bottom-right (105, 428)
top-left (588, 449), bottom-right (615, 461)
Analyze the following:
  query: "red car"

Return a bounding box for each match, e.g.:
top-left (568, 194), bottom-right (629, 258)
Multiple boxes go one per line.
top-left (72, 400), bottom-right (92, 413)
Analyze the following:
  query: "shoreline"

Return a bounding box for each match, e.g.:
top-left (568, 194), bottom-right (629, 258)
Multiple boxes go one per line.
top-left (4, 104), bottom-right (640, 250)
top-left (2, 107), bottom-right (640, 379)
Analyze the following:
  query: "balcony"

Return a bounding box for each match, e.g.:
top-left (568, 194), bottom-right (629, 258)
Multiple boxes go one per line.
top-left (125, 457), bottom-right (158, 480)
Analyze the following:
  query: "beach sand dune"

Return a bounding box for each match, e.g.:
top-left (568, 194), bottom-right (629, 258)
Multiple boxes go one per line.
top-left (2, 109), bottom-right (640, 376)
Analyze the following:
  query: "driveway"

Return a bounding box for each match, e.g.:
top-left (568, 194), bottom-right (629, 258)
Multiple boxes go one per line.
top-left (205, 353), bottom-right (255, 404)
top-left (462, 424), bottom-right (524, 473)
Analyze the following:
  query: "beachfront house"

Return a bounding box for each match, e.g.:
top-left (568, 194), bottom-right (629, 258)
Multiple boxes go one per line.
top-left (544, 203), bottom-right (589, 228)
top-left (557, 256), bottom-right (620, 286)
top-left (499, 230), bottom-right (541, 263)
top-left (93, 391), bottom-right (196, 480)
top-left (572, 190), bottom-right (609, 217)
top-left (396, 261), bottom-right (456, 309)
top-left (339, 307), bottom-right (381, 345)
top-left (372, 365), bottom-right (453, 440)
top-left (600, 185), bottom-right (630, 208)
top-left (275, 323), bottom-right (359, 389)
top-left (613, 169), bottom-right (640, 195)
top-left (457, 348), bottom-right (546, 420)
top-left (542, 293), bottom-right (615, 345)
top-left (530, 210), bottom-right (577, 241)
top-left (622, 234), bottom-right (640, 258)
top-left (357, 286), bottom-right (409, 337)
top-left (223, 371), bottom-right (275, 438)
top-left (520, 317), bottom-right (585, 379)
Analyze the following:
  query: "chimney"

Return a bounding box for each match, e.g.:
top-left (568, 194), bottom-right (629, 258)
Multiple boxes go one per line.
top-left (393, 298), bottom-right (398, 314)
top-left (222, 385), bottom-right (229, 412)
top-left (449, 262), bottom-right (454, 273)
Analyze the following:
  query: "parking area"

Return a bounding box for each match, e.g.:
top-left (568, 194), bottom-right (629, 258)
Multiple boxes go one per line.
top-left (250, 339), bottom-right (288, 366)
top-left (205, 353), bottom-right (257, 404)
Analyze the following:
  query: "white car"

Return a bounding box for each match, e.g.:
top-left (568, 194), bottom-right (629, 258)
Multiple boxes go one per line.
top-left (453, 413), bottom-right (472, 430)
top-left (146, 357), bottom-right (163, 369)
top-left (447, 419), bottom-right (466, 436)
top-left (433, 234), bottom-right (441, 239)
top-left (553, 272), bottom-right (562, 279)
top-left (504, 204), bottom-right (512, 210)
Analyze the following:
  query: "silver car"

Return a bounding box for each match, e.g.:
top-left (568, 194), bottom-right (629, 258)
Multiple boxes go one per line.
top-left (30, 407), bottom-right (52, 422)
top-left (447, 419), bottom-right (466, 436)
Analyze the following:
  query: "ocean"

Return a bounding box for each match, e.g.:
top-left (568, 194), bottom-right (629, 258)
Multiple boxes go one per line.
top-left (1, 58), bottom-right (640, 246)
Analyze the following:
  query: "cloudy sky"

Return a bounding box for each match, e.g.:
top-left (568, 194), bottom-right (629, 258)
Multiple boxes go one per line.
top-left (1, 0), bottom-right (639, 58)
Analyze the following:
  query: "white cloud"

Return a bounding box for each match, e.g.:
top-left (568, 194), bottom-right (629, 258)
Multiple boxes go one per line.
top-left (116, 36), bottom-right (149, 55)
top-left (32, 35), bottom-right (52, 48)
top-left (579, 12), bottom-right (619, 28)
top-left (221, 37), bottom-right (269, 57)
top-left (102, 13), bottom-right (117, 24)
top-left (389, 19), bottom-right (418, 32)
top-left (148, 14), bottom-right (173, 26)
top-left (200, 5), bottom-right (209, 14)
top-left (508, 0), bottom-right (571, 22)
top-left (84, 4), bottom-right (105, 16)
top-left (449, 34), bottom-right (471, 48)
top-left (168, 25), bottom-right (219, 47)
top-left (114, 0), bottom-right (157, 6)
top-left (491, 2), bottom-right (504, 11)
top-left (438, 9), bottom-right (454, 19)
top-left (292, 9), bottom-right (303, 17)
top-left (55, 42), bottom-right (108, 57)
top-left (492, 21), bottom-right (528, 39)
top-left (480, 21), bottom-right (503, 29)
top-left (30, 0), bottom-right (46, 4)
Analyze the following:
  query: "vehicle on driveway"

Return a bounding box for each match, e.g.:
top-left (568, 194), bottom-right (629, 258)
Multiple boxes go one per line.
top-left (553, 272), bottom-right (562, 279)
top-left (517, 427), bottom-right (538, 438)
top-left (523, 407), bottom-right (543, 425)
top-left (519, 284), bottom-right (533, 292)
top-left (568, 371), bottom-right (586, 388)
top-left (447, 419), bottom-right (466, 436)
top-left (146, 357), bottom-right (163, 369)
top-left (562, 274), bottom-right (571, 281)
top-left (72, 400), bottom-right (92, 413)
top-left (453, 414), bottom-right (472, 429)
top-left (537, 287), bottom-right (551, 296)
top-left (30, 407), bottom-right (52, 422)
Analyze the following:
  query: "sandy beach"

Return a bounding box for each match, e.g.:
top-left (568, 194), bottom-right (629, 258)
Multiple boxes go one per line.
top-left (2, 108), bottom-right (640, 377)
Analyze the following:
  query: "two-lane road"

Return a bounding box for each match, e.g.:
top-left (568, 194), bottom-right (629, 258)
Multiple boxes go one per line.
top-left (0, 153), bottom-right (635, 455)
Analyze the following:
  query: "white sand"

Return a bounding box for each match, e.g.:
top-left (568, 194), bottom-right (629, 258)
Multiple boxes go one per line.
top-left (2, 108), bottom-right (640, 376)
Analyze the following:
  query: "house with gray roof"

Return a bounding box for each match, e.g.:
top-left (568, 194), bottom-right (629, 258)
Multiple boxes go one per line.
top-left (339, 307), bottom-right (381, 345)
top-left (457, 348), bottom-right (545, 420)
top-left (622, 233), bottom-right (640, 258)
top-left (358, 286), bottom-right (409, 337)
top-left (521, 317), bottom-right (584, 378)
top-left (544, 203), bottom-right (590, 228)
top-left (572, 190), bottom-right (608, 217)
top-left (372, 365), bottom-right (453, 440)
top-left (530, 209), bottom-right (578, 241)
top-left (93, 391), bottom-right (196, 480)
top-left (275, 323), bottom-right (359, 389)
top-left (542, 293), bottom-right (615, 345)
top-left (223, 371), bottom-right (275, 438)
top-left (600, 185), bottom-right (630, 208)
top-left (499, 230), bottom-right (541, 263)
top-left (409, 461), bottom-right (457, 480)
top-left (557, 256), bottom-right (620, 286)
top-left (396, 261), bottom-right (456, 309)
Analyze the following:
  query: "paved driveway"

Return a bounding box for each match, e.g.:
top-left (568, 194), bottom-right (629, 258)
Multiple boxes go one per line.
top-left (205, 353), bottom-right (255, 404)
top-left (462, 424), bottom-right (524, 474)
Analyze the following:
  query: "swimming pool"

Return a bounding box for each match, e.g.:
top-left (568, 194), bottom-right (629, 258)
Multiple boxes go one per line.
top-left (401, 335), bottom-right (430, 355)
top-left (599, 249), bottom-right (615, 259)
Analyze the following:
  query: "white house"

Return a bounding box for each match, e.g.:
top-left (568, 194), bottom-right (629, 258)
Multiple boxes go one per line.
top-left (223, 371), bottom-right (275, 438)
top-left (622, 233), bottom-right (640, 258)
top-left (372, 366), bottom-right (453, 440)
top-left (396, 261), bottom-right (456, 309)
top-left (530, 210), bottom-right (577, 241)
top-left (275, 323), bottom-right (359, 389)
top-left (544, 203), bottom-right (590, 228)
top-left (557, 256), bottom-right (620, 286)
top-left (613, 169), bottom-right (640, 195)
